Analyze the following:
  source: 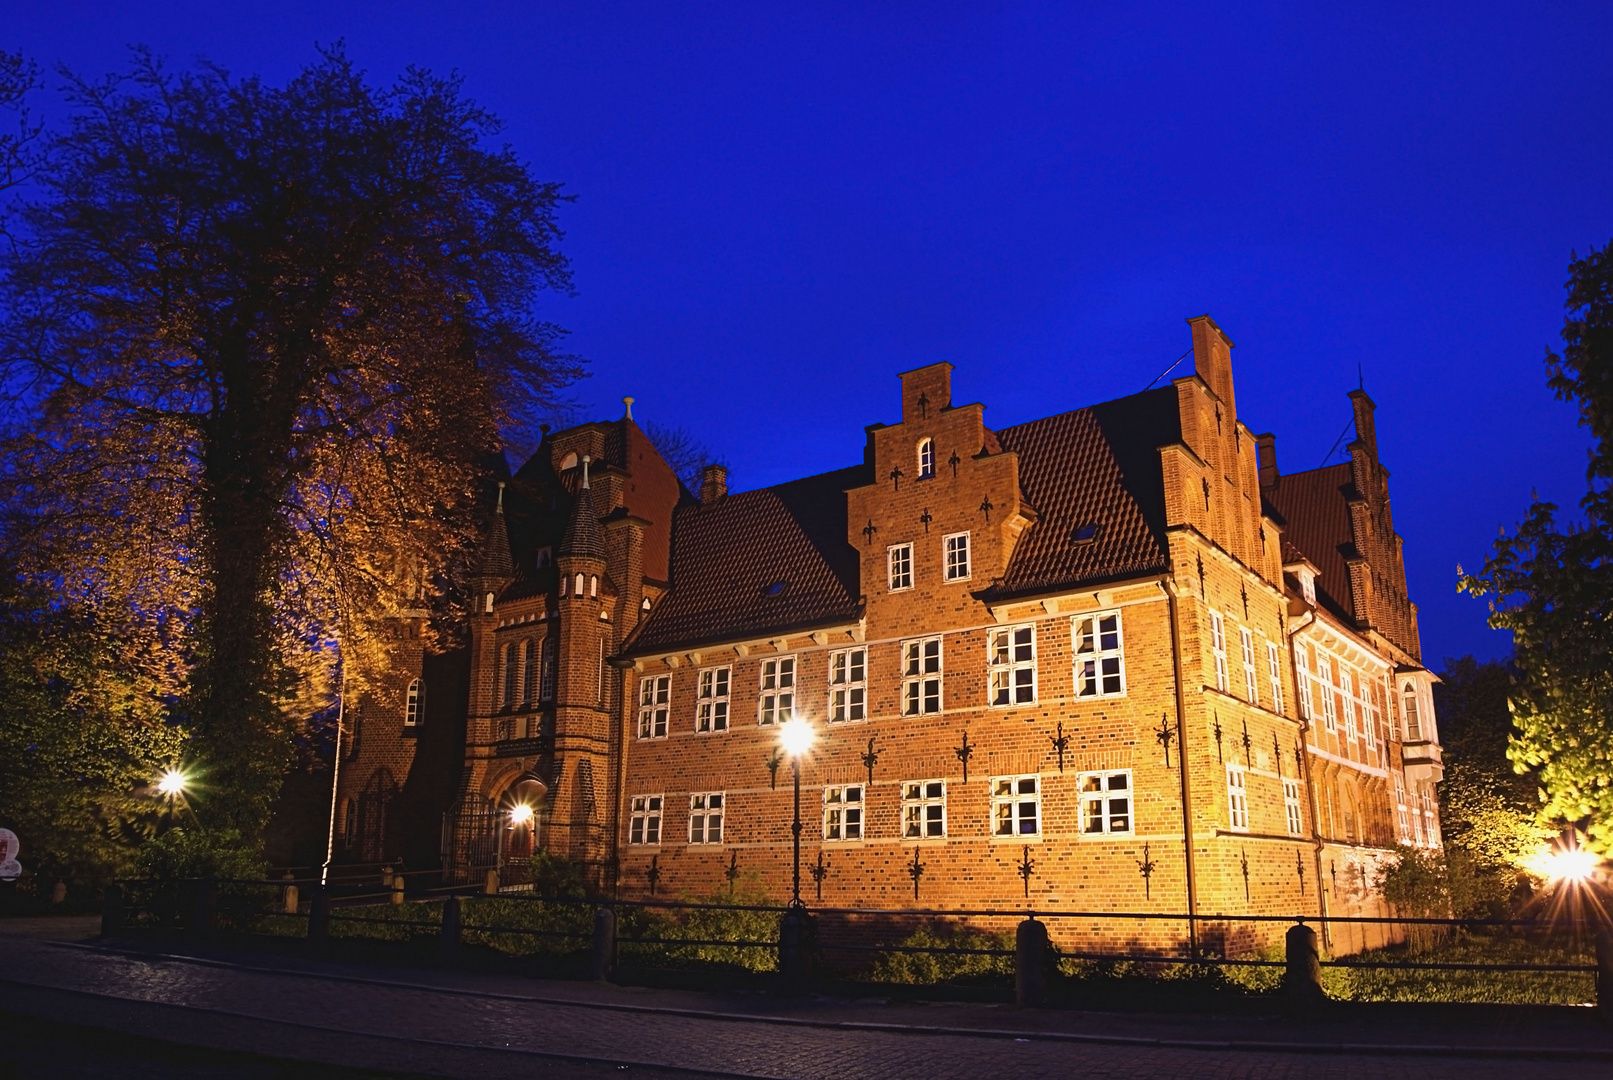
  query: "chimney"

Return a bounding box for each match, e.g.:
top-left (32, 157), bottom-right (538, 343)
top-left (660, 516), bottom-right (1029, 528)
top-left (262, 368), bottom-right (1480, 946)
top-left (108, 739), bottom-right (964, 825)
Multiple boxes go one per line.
top-left (699, 463), bottom-right (727, 505)
top-left (1256, 433), bottom-right (1279, 490)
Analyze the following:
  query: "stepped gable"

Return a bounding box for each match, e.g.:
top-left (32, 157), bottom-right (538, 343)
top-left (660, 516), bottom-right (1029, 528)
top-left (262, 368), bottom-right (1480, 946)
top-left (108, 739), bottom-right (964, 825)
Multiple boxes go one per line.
top-left (1264, 462), bottom-right (1355, 621)
top-left (626, 465), bottom-right (867, 655)
top-left (991, 386), bottom-right (1179, 598)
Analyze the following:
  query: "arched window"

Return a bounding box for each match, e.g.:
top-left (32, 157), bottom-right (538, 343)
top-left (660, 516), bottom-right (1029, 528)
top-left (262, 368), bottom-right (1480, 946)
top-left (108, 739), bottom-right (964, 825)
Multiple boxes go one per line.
top-left (340, 798), bottom-right (356, 846)
top-left (917, 438), bottom-right (935, 479)
top-left (559, 451), bottom-right (578, 472)
top-left (521, 640), bottom-right (535, 707)
top-left (589, 575), bottom-right (598, 598)
top-left (575, 573), bottom-right (585, 596)
top-left (1402, 683), bottom-right (1421, 741)
top-left (502, 642), bottom-right (517, 709)
top-left (404, 680), bottom-right (422, 727)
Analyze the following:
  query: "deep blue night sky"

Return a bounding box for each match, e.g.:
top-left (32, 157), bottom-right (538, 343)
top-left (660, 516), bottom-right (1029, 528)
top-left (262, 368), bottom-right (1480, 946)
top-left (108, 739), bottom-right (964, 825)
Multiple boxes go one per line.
top-left (11, 3), bottom-right (1613, 664)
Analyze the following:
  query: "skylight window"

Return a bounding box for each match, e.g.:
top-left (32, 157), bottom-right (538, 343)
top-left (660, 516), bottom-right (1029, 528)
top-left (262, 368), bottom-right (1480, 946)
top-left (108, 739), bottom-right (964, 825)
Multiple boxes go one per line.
top-left (763, 580), bottom-right (789, 598)
top-left (1071, 523), bottom-right (1102, 545)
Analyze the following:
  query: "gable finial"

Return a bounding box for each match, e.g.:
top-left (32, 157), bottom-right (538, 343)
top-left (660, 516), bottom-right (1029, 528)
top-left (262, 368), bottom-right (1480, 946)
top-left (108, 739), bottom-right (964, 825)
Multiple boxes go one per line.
top-left (622, 396), bottom-right (635, 420)
top-left (581, 455), bottom-right (592, 490)
top-left (496, 481), bottom-right (506, 514)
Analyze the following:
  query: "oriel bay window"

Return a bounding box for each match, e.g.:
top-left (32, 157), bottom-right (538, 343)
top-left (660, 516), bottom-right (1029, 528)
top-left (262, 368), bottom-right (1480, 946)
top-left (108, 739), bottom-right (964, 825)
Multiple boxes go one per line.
top-left (992, 775), bottom-right (1041, 838)
top-left (828, 647), bottom-right (866, 722)
top-left (1073, 611), bottom-right (1125, 698)
top-left (988, 624), bottom-right (1036, 706)
top-left (902, 636), bottom-right (942, 715)
top-left (902, 780), bottom-right (946, 838)
top-left (822, 785), bottom-right (863, 841)
top-left (1078, 770), bottom-right (1132, 836)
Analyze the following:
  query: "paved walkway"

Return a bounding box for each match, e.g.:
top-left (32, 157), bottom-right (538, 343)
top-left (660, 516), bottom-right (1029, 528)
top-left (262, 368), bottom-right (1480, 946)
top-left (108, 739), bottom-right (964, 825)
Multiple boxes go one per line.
top-left (2, 921), bottom-right (1611, 1079)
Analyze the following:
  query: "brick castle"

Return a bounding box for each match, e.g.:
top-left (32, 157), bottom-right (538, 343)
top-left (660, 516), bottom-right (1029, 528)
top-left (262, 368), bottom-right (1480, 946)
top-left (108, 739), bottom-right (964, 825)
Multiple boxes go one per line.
top-left (333, 314), bottom-right (1444, 953)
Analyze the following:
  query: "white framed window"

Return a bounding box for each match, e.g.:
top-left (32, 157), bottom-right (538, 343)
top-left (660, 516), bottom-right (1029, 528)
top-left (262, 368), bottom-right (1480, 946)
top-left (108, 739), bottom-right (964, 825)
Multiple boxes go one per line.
top-left (697, 666), bottom-right (730, 733)
top-left (1266, 641), bottom-right (1284, 715)
top-left (502, 641), bottom-right (519, 708)
top-left (888, 543), bottom-right (913, 592)
top-left (1294, 642), bottom-right (1313, 720)
top-left (823, 785), bottom-right (863, 842)
top-left (1360, 679), bottom-right (1378, 751)
top-left (758, 657), bottom-right (794, 726)
top-left (539, 637), bottom-right (556, 702)
top-left (404, 679), bottom-right (422, 726)
top-left (629, 795), bottom-right (663, 845)
top-left (1420, 784), bottom-right (1439, 847)
top-left (828, 647), bottom-right (866, 723)
top-left (1210, 612), bottom-right (1229, 692)
top-left (1318, 656), bottom-right (1337, 733)
top-left (637, 675), bottom-right (670, 739)
top-left (917, 438), bottom-right (935, 479)
top-left (1073, 611), bottom-right (1125, 697)
top-left (902, 636), bottom-right (942, 715)
top-left (943, 531), bottom-right (970, 581)
top-left (1079, 770), bottom-right (1133, 836)
top-left (521, 639), bottom-right (536, 707)
top-left (992, 775), bottom-right (1041, 838)
top-left (1226, 764), bottom-right (1249, 831)
top-left (1394, 773), bottom-right (1411, 842)
top-left (902, 780), bottom-right (946, 839)
top-left (688, 793), bottom-right (724, 844)
top-left (1340, 669), bottom-right (1357, 744)
top-left (1283, 778), bottom-right (1303, 836)
top-left (1240, 626), bottom-right (1258, 705)
top-left (988, 624), bottom-right (1036, 706)
top-left (1402, 682), bottom-right (1422, 741)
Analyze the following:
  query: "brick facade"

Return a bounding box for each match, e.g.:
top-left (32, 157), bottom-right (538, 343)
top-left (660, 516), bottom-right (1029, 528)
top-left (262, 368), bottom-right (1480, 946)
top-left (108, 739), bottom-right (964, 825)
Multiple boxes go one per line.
top-left (334, 314), bottom-right (1444, 957)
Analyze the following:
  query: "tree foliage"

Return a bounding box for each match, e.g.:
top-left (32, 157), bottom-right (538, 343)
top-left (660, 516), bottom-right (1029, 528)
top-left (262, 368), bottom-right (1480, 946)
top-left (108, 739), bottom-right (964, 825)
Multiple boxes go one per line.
top-left (0, 48), bottom-right (580, 846)
top-left (1461, 242), bottom-right (1613, 851)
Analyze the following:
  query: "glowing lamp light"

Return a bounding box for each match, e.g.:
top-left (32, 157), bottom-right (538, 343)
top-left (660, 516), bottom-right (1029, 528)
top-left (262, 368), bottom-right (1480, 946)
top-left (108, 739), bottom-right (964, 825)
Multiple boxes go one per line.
top-left (157, 770), bottom-right (186, 796)
top-left (1545, 846), bottom-right (1599, 884)
top-left (779, 717), bottom-right (814, 758)
top-left (508, 804), bottom-right (534, 826)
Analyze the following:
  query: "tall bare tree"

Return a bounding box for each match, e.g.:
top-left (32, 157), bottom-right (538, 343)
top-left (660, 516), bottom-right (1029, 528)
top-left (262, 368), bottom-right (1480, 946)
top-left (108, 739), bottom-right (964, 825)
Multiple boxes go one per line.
top-left (0, 48), bottom-right (581, 842)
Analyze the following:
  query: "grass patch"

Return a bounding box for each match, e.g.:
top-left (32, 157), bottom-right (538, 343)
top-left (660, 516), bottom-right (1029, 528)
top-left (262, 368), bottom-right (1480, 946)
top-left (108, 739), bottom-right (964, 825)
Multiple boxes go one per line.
top-left (1323, 931), bottom-right (1595, 1005)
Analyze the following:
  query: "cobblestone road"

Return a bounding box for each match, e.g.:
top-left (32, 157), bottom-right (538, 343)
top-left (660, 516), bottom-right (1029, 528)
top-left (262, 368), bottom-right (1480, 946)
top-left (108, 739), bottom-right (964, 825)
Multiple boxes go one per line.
top-left (1, 933), bottom-right (1608, 1080)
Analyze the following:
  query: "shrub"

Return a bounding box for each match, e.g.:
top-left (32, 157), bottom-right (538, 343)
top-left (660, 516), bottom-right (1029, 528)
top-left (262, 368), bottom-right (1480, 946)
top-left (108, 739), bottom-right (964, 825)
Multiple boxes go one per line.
top-left (869, 923), bottom-right (1014, 985)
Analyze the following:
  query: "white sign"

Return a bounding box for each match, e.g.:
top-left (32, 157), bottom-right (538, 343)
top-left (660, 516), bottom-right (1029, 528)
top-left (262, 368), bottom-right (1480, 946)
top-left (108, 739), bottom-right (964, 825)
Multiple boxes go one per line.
top-left (0, 828), bottom-right (17, 863)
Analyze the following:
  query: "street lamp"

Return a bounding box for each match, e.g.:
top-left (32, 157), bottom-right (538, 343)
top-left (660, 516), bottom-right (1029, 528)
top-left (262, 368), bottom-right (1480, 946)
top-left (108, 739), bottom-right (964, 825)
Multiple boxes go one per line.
top-left (156, 768), bottom-right (187, 829)
top-left (779, 716), bottom-right (814, 908)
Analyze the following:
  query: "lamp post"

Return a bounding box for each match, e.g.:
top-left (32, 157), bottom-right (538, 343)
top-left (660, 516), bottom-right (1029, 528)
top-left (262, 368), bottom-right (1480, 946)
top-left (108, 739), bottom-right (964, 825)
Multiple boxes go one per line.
top-left (778, 717), bottom-right (814, 908)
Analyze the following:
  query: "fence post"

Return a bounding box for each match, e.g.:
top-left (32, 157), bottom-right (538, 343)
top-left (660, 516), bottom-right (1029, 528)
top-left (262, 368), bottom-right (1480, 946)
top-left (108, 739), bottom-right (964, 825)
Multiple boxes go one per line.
top-left (1597, 929), bottom-right (1613, 1019)
top-left (308, 886), bottom-right (330, 942)
top-left (281, 872), bottom-right (300, 915)
top-left (1284, 922), bottom-right (1326, 1015)
top-left (391, 876), bottom-right (406, 905)
top-left (484, 868), bottom-right (500, 896)
top-left (778, 907), bottom-right (816, 987)
top-left (591, 906), bottom-right (617, 982)
top-left (439, 895), bottom-right (462, 958)
top-left (101, 884), bottom-right (122, 936)
top-left (1016, 917), bottom-right (1052, 1007)
top-left (190, 877), bottom-right (217, 938)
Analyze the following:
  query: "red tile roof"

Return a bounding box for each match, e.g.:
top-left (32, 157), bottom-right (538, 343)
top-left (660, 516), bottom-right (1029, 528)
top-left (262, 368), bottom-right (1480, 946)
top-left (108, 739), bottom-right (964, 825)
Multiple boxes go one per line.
top-left (1265, 462), bottom-right (1355, 621)
top-left (624, 465), bottom-right (867, 654)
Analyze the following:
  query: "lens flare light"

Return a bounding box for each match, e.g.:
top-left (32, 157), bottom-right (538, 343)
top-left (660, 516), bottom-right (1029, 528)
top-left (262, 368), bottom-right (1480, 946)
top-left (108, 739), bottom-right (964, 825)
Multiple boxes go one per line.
top-left (779, 717), bottom-right (814, 758)
top-left (1544, 846), bottom-right (1599, 884)
top-left (508, 803), bottom-right (534, 826)
top-left (157, 770), bottom-right (186, 796)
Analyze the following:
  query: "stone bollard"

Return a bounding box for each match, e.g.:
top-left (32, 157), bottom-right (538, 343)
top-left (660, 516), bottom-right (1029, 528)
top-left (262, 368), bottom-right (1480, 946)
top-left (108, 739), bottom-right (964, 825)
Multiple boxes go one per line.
top-left (1597, 929), bottom-right (1613, 1019)
top-left (381, 865), bottom-right (394, 888)
top-left (101, 884), bottom-right (123, 936)
top-left (51, 881), bottom-right (67, 905)
top-left (1284, 922), bottom-right (1327, 1015)
top-left (391, 877), bottom-right (406, 905)
top-left (484, 868), bottom-right (500, 896)
top-left (308, 886), bottom-right (330, 942)
top-left (1016, 917), bottom-right (1052, 1007)
top-left (281, 872), bottom-right (299, 915)
top-left (439, 895), bottom-right (462, 958)
top-left (778, 906), bottom-right (817, 987)
top-left (591, 906), bottom-right (618, 982)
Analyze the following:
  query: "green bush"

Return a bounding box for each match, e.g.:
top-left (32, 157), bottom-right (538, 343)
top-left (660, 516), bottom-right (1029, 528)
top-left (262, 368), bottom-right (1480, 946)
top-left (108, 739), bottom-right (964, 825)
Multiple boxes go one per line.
top-left (619, 877), bottom-right (780, 973)
top-left (462, 895), bottom-right (593, 956)
top-left (869, 924), bottom-right (1014, 985)
top-left (136, 827), bottom-right (263, 881)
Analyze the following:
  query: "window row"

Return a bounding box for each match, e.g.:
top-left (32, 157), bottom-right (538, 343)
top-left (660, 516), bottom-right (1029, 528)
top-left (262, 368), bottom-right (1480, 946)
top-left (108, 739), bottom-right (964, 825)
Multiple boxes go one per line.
top-left (1293, 642), bottom-right (1383, 750)
top-left (1224, 763), bottom-right (1306, 837)
top-left (887, 532), bottom-right (971, 590)
top-left (627, 771), bottom-right (1134, 845)
top-left (496, 638), bottom-right (558, 711)
top-left (635, 613), bottom-right (1131, 738)
top-left (1207, 611), bottom-right (1283, 714)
